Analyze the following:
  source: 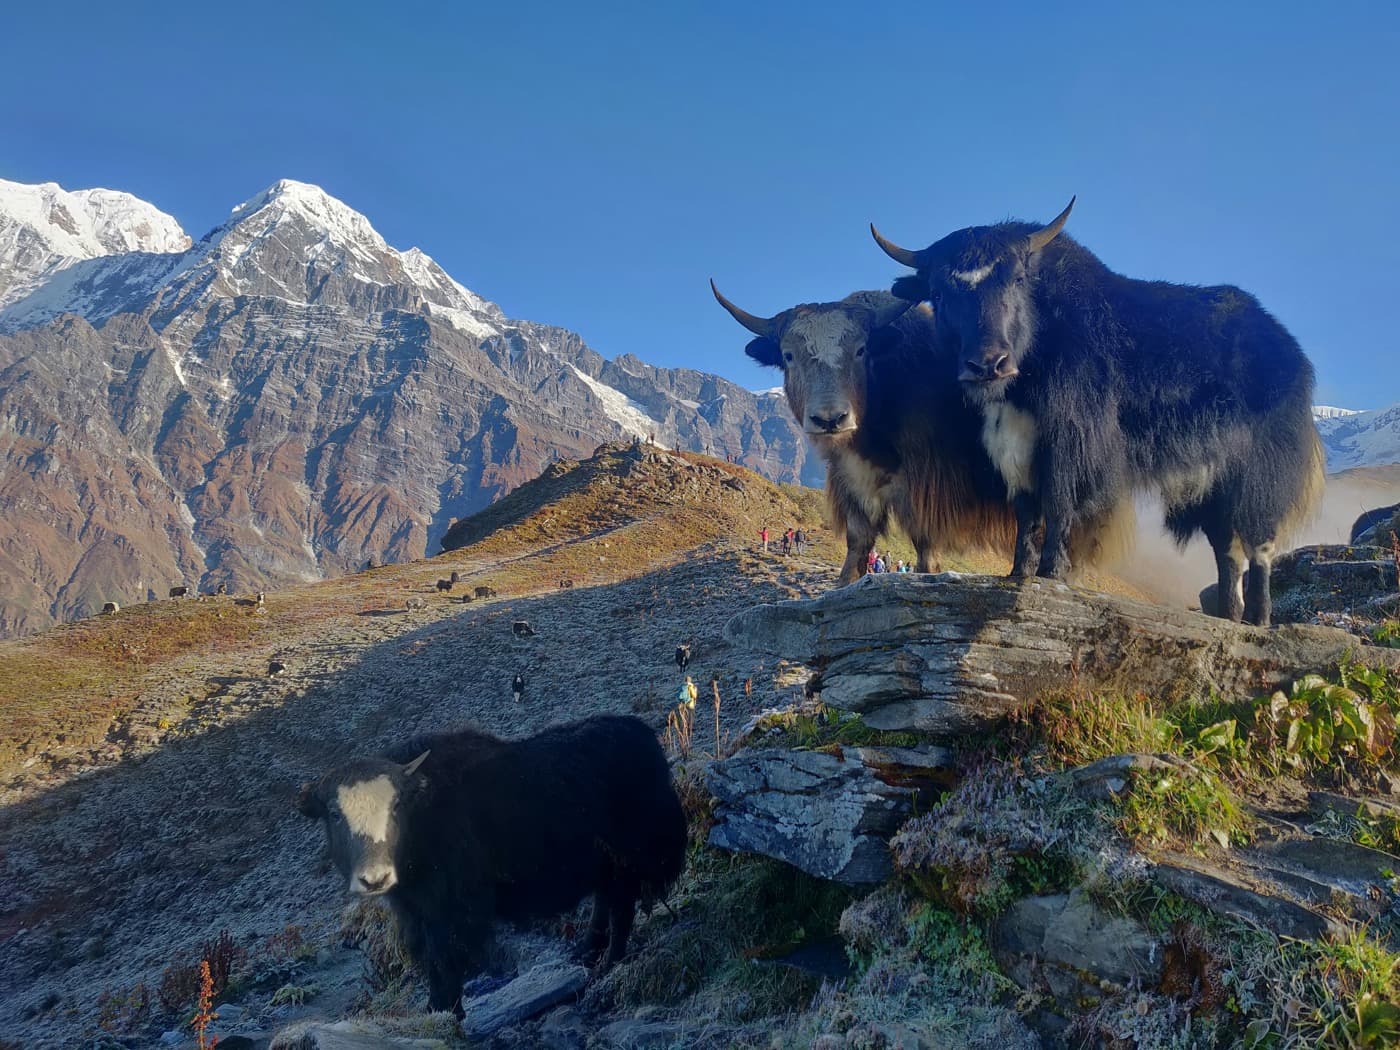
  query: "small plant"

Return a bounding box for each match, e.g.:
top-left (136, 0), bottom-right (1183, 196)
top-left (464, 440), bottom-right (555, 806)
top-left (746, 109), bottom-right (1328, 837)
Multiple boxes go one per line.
top-left (191, 960), bottom-right (218, 1050)
top-left (96, 981), bottom-right (152, 1032)
top-left (1257, 674), bottom-right (1396, 774)
top-left (269, 982), bottom-right (319, 1007)
top-left (664, 696), bottom-right (695, 759)
top-left (1374, 620), bottom-right (1400, 649)
top-left (1118, 765), bottom-right (1251, 850)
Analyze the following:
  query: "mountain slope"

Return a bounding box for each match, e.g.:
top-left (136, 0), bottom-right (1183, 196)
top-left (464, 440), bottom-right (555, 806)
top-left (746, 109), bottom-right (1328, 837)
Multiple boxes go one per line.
top-left (0, 179), bottom-right (814, 637)
top-left (1315, 402), bottom-right (1400, 471)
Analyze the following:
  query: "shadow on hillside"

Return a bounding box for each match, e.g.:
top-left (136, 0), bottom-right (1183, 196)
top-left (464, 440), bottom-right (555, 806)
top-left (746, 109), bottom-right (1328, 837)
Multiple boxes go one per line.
top-left (0, 552), bottom-right (833, 1039)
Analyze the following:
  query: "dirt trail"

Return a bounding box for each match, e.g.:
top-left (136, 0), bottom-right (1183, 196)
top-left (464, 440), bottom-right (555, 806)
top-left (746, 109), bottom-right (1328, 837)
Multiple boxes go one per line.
top-left (0, 541), bottom-right (832, 1045)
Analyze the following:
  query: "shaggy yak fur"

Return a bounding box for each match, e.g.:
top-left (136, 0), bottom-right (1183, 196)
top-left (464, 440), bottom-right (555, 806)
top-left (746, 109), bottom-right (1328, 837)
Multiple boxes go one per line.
top-left (712, 283), bottom-right (1128, 584)
top-left (875, 199), bottom-right (1323, 626)
top-left (296, 715), bottom-right (687, 1013)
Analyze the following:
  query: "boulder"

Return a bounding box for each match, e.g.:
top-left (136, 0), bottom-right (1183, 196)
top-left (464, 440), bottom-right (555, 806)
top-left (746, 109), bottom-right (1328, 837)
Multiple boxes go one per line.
top-left (459, 962), bottom-right (588, 1040)
top-left (994, 891), bottom-right (1161, 1003)
top-left (270, 1019), bottom-right (450, 1049)
top-left (724, 573), bottom-right (1400, 737)
top-left (706, 745), bottom-right (953, 884)
top-left (1270, 544), bottom-right (1399, 625)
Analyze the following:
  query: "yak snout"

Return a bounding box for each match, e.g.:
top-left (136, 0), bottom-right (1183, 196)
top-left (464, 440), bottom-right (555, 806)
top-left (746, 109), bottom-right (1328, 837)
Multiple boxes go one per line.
top-left (351, 863), bottom-right (398, 896)
top-left (960, 347), bottom-right (1019, 384)
top-left (808, 410), bottom-right (850, 434)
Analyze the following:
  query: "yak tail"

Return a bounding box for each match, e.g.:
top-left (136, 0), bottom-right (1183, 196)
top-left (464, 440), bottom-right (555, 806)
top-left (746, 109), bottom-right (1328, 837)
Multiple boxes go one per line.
top-left (1277, 427), bottom-right (1326, 547)
top-left (1070, 496), bottom-right (1138, 572)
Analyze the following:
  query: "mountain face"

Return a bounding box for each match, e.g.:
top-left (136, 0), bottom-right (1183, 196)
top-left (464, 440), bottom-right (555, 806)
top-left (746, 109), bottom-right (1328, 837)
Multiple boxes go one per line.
top-left (1315, 403), bottom-right (1400, 472)
top-left (0, 179), bottom-right (814, 637)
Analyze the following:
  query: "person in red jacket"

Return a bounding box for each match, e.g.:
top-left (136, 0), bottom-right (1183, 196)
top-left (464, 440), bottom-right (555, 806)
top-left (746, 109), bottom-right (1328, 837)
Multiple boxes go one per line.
top-left (760, 526), bottom-right (769, 553)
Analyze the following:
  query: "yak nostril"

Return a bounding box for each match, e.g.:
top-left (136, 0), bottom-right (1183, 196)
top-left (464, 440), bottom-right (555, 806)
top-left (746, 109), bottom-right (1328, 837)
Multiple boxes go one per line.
top-left (963, 358), bottom-right (986, 377)
top-left (830, 412), bottom-right (848, 428)
top-left (993, 354), bottom-right (1012, 375)
top-left (359, 873), bottom-right (389, 892)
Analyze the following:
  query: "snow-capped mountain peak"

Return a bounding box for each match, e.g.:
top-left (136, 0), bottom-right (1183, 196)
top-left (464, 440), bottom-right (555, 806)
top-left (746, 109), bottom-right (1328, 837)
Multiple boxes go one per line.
top-left (1316, 402), bottom-right (1400, 471)
top-left (0, 178), bottom-right (190, 308)
top-left (1313, 405), bottom-right (1362, 422)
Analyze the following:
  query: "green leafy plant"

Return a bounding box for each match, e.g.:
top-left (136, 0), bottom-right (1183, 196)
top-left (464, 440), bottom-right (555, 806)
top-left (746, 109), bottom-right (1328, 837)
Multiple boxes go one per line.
top-left (1257, 675), bottom-right (1396, 772)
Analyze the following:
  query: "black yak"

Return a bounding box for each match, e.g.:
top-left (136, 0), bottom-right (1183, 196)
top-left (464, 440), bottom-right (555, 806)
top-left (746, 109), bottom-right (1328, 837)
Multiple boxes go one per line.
top-left (295, 715), bottom-right (687, 1014)
top-left (436, 579), bottom-right (454, 593)
top-left (874, 198), bottom-right (1323, 625)
top-left (712, 282), bottom-right (1128, 584)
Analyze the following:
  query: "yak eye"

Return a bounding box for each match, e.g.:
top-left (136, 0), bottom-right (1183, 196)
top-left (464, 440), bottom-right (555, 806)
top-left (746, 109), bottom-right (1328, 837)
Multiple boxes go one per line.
top-left (783, 352), bottom-right (793, 363)
top-left (1014, 275), bottom-right (1025, 286)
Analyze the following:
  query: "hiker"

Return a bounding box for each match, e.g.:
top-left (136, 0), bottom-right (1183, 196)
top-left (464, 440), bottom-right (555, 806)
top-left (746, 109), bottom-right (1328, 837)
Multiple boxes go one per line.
top-left (678, 676), bottom-right (698, 709)
top-left (512, 673), bottom-right (525, 703)
top-left (867, 549), bottom-right (877, 572)
top-left (873, 554), bottom-right (886, 574)
top-left (781, 529), bottom-right (792, 556)
top-left (794, 528), bottom-right (806, 554)
top-left (760, 526), bottom-right (769, 553)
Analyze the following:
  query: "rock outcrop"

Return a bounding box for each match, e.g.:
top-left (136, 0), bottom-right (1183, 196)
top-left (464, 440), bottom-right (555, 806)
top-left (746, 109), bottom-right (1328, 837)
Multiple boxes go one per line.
top-left (706, 744), bottom-right (954, 883)
top-left (725, 572), bottom-right (1400, 737)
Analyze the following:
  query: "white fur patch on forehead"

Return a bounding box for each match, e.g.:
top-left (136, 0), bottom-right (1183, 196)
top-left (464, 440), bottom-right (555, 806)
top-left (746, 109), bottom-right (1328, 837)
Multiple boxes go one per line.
top-left (952, 263), bottom-right (996, 288)
top-left (784, 311), bottom-right (862, 367)
top-left (337, 776), bottom-right (396, 843)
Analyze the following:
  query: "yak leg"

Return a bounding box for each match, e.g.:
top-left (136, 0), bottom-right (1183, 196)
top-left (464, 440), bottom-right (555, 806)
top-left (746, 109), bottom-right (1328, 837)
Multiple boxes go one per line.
top-left (1205, 528), bottom-right (1246, 623)
top-left (422, 928), bottom-right (470, 1016)
top-left (837, 509), bottom-right (881, 586)
top-left (1242, 539), bottom-right (1276, 628)
top-left (604, 876), bottom-right (642, 966)
top-left (1010, 494), bottom-right (1041, 578)
top-left (582, 894), bottom-right (610, 964)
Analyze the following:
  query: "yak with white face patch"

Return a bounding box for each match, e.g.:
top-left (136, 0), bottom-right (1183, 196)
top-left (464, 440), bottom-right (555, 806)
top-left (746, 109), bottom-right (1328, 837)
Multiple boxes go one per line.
top-left (295, 717), bottom-right (688, 1015)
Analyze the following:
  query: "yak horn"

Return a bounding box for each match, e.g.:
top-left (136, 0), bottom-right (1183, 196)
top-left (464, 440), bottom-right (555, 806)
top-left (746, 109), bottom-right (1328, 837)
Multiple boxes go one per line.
top-left (711, 279), bottom-right (778, 338)
top-left (870, 224), bottom-right (924, 268)
top-left (870, 295), bottom-right (915, 328)
top-left (402, 750), bottom-right (431, 777)
top-left (1026, 196), bottom-right (1076, 253)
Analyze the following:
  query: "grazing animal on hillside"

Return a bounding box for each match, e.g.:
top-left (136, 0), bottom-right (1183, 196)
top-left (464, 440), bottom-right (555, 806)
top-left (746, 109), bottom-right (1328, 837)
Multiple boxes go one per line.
top-left (450, 571), bottom-right (461, 584)
top-left (295, 716), bottom-right (687, 1013)
top-left (558, 577), bottom-right (574, 589)
top-left (169, 586), bottom-right (188, 599)
top-left (512, 673), bottom-right (525, 703)
top-left (405, 596), bottom-right (426, 611)
top-left (512, 620), bottom-right (536, 639)
top-left (712, 283), bottom-right (1126, 583)
top-left (474, 585), bottom-right (498, 599)
top-left (267, 660), bottom-right (286, 677)
top-left (874, 198), bottom-right (1322, 625)
top-left (675, 644), bottom-right (691, 673)
top-left (101, 601), bottom-right (120, 614)
top-left (436, 579), bottom-right (454, 593)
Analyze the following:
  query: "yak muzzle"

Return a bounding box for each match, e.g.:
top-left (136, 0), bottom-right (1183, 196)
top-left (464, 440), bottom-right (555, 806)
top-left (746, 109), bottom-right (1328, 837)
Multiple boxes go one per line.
top-left (350, 865), bottom-right (398, 896)
top-left (807, 411), bottom-right (852, 435)
top-left (959, 353), bottom-right (1019, 384)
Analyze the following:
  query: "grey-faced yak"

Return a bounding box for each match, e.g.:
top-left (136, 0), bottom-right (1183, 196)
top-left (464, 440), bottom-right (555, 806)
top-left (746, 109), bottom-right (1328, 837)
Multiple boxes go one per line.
top-left (713, 282), bottom-right (1127, 583)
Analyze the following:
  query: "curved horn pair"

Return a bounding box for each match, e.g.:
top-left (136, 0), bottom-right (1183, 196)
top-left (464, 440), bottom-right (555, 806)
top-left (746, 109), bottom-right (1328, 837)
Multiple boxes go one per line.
top-left (871, 197), bottom-right (1077, 265)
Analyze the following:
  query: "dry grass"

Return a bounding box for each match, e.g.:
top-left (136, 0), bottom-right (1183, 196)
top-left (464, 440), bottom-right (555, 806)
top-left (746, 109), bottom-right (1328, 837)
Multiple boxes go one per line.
top-left (0, 444), bottom-right (829, 781)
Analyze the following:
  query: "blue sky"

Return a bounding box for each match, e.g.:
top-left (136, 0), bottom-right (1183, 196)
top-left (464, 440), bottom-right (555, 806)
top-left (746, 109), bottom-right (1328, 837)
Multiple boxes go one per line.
top-left (2, 1), bottom-right (1397, 408)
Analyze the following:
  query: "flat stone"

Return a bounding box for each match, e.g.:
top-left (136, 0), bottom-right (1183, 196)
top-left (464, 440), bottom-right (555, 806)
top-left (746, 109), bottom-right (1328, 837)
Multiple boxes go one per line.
top-left (995, 892), bottom-right (1161, 988)
top-left (724, 573), bottom-right (1400, 737)
top-left (269, 1019), bottom-right (449, 1049)
top-left (459, 962), bottom-right (588, 1040)
top-left (706, 747), bottom-right (930, 884)
top-left (1151, 857), bottom-right (1344, 942)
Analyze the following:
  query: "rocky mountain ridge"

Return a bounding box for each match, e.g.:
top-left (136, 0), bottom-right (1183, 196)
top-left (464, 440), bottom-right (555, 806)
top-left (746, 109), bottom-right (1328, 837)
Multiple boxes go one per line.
top-left (1315, 401), bottom-right (1400, 471)
top-left (0, 178), bottom-right (813, 637)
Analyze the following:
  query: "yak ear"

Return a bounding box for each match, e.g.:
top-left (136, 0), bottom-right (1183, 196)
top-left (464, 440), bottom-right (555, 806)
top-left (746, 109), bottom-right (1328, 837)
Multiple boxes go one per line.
top-left (744, 336), bottom-right (783, 369)
top-left (295, 782), bottom-right (324, 819)
top-left (890, 275), bottom-right (928, 303)
top-left (402, 750), bottom-right (431, 778)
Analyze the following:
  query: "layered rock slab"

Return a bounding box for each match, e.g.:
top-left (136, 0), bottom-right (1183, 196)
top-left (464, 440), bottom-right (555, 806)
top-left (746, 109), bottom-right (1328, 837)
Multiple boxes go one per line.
top-left (725, 572), bottom-right (1400, 736)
